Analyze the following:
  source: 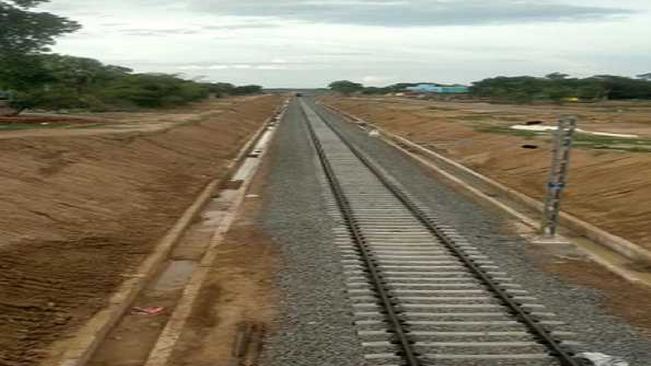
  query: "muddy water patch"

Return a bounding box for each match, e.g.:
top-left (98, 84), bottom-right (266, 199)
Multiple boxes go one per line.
top-left (152, 260), bottom-right (196, 293)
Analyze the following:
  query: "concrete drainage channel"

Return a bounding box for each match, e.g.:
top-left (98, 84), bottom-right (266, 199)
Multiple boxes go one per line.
top-left (58, 99), bottom-right (289, 366)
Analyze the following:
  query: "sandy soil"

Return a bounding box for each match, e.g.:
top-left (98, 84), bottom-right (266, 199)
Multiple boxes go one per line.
top-left (0, 95), bottom-right (282, 366)
top-left (326, 96), bottom-right (651, 250)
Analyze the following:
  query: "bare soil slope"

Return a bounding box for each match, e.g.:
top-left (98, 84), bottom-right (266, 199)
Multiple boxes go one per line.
top-left (0, 95), bottom-right (281, 366)
top-left (327, 97), bottom-right (651, 250)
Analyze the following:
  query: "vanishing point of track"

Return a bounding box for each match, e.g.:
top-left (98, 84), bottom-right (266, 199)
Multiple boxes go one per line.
top-left (299, 98), bottom-right (582, 366)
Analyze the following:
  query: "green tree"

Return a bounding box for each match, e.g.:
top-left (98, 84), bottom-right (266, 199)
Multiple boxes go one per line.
top-left (328, 80), bottom-right (364, 95)
top-left (637, 73), bottom-right (651, 81)
top-left (205, 82), bottom-right (236, 97)
top-left (99, 73), bottom-right (208, 108)
top-left (545, 72), bottom-right (570, 80)
top-left (361, 87), bottom-right (385, 95)
top-left (545, 86), bottom-right (574, 103)
top-left (0, 0), bottom-right (81, 114)
top-left (576, 82), bottom-right (606, 100)
top-left (472, 74), bottom-right (651, 102)
top-left (0, 0), bottom-right (80, 55)
top-left (232, 85), bottom-right (262, 95)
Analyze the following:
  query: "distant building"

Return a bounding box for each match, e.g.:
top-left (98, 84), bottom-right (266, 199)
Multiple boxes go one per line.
top-left (0, 91), bottom-right (11, 100)
top-left (405, 84), bottom-right (469, 94)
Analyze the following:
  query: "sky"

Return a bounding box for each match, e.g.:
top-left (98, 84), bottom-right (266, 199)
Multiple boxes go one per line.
top-left (38, 0), bottom-right (651, 88)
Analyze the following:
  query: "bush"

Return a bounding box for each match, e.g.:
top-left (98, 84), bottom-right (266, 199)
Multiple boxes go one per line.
top-left (1, 54), bottom-right (261, 113)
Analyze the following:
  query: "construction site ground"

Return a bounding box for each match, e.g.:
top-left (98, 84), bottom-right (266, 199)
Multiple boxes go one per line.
top-left (0, 95), bottom-right (282, 366)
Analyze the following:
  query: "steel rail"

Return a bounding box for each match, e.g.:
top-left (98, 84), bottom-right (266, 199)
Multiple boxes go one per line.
top-left (308, 100), bottom-right (581, 366)
top-left (300, 103), bottom-right (422, 366)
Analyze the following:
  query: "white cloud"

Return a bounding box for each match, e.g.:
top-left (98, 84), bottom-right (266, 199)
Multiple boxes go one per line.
top-left (362, 75), bottom-right (397, 85)
top-left (256, 65), bottom-right (288, 70)
top-left (36, 1), bottom-right (651, 87)
top-left (190, 0), bottom-right (635, 26)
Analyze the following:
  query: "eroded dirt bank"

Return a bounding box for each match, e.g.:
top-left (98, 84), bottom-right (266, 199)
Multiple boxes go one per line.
top-left (0, 95), bottom-right (282, 366)
top-left (327, 96), bottom-right (651, 250)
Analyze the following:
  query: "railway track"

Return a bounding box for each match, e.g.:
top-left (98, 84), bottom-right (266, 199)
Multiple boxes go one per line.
top-left (299, 98), bottom-right (583, 366)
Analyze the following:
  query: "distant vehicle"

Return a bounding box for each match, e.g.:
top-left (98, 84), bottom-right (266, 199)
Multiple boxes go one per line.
top-left (0, 91), bottom-right (11, 100)
top-left (295, 92), bottom-right (302, 97)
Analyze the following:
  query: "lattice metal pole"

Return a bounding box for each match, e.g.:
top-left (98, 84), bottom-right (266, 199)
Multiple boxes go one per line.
top-left (541, 115), bottom-right (578, 238)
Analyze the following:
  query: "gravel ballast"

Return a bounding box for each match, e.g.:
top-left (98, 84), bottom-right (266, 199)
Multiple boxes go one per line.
top-left (260, 98), bottom-right (651, 366)
top-left (261, 101), bottom-right (366, 366)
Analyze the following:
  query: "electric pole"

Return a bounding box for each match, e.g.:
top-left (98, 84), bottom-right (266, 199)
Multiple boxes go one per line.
top-left (540, 115), bottom-right (577, 239)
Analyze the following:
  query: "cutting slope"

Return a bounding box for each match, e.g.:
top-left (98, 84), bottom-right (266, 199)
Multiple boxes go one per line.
top-left (0, 95), bottom-right (281, 366)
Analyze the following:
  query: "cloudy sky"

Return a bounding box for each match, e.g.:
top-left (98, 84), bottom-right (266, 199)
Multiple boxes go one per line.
top-left (39, 0), bottom-right (650, 88)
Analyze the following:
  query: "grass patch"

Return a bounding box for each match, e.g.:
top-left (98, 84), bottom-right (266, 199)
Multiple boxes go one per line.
top-left (459, 114), bottom-right (495, 121)
top-left (574, 134), bottom-right (651, 153)
top-left (68, 123), bottom-right (108, 129)
top-left (477, 124), bottom-right (651, 153)
top-left (574, 143), bottom-right (651, 153)
top-left (474, 125), bottom-right (541, 138)
top-left (573, 133), bottom-right (651, 146)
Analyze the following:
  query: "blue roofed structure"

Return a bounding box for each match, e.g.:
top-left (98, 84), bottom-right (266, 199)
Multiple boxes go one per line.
top-left (405, 84), bottom-right (469, 94)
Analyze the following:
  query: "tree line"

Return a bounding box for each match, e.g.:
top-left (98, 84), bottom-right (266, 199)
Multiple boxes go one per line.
top-left (328, 80), bottom-right (446, 95)
top-left (0, 1), bottom-right (261, 115)
top-left (329, 72), bottom-right (651, 103)
top-left (472, 73), bottom-right (651, 103)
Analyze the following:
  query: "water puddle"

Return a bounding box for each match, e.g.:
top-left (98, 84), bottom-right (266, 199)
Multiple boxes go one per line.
top-left (152, 260), bottom-right (196, 293)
